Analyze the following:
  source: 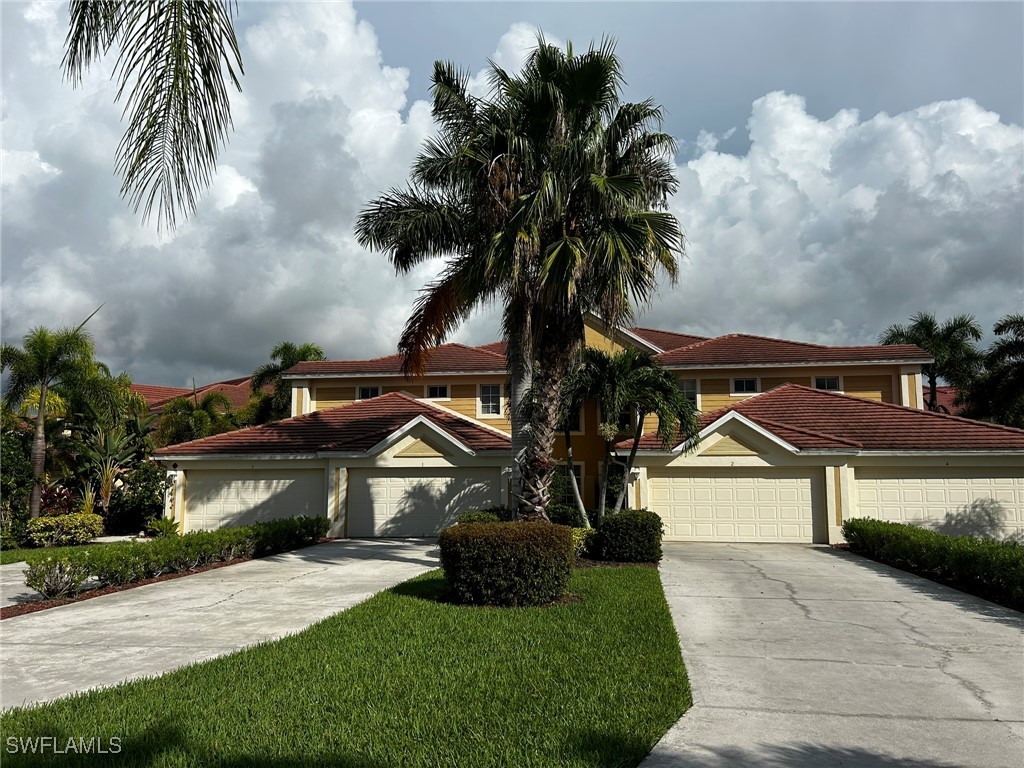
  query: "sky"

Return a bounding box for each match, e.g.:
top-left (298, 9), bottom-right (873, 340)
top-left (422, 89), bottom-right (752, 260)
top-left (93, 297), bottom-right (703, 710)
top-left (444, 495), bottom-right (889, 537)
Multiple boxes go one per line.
top-left (2, 1), bottom-right (1022, 387)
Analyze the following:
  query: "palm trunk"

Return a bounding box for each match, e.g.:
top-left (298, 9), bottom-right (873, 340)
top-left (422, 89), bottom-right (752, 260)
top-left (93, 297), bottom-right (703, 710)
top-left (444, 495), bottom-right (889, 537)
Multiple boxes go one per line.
top-left (507, 324), bottom-right (533, 511)
top-left (29, 383), bottom-right (48, 519)
top-left (563, 427), bottom-right (589, 528)
top-left (596, 440), bottom-right (614, 526)
top-left (613, 413), bottom-right (646, 513)
top-left (927, 369), bottom-right (938, 411)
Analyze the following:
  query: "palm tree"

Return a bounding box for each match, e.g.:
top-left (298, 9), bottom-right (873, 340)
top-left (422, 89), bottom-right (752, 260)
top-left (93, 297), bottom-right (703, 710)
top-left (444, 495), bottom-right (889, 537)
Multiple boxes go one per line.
top-left (561, 348), bottom-right (698, 524)
top-left (1, 320), bottom-right (97, 518)
top-left (356, 38), bottom-right (682, 518)
top-left (249, 342), bottom-right (326, 423)
top-left (158, 391), bottom-right (235, 446)
top-left (960, 314), bottom-right (1024, 428)
top-left (879, 312), bottom-right (983, 412)
top-left (77, 427), bottom-right (136, 513)
top-left (63, 1), bottom-right (244, 229)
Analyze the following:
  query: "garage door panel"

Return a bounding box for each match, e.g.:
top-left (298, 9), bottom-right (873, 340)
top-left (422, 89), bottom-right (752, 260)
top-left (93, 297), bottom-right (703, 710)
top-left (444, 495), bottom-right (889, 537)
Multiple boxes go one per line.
top-left (649, 468), bottom-right (823, 543)
top-left (184, 469), bottom-right (325, 532)
top-left (348, 468), bottom-right (502, 537)
top-left (854, 467), bottom-right (1024, 540)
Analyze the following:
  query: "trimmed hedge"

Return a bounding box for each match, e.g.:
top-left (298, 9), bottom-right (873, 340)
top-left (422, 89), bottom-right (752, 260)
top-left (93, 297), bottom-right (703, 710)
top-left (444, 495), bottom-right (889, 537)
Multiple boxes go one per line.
top-left (23, 516), bottom-right (330, 599)
top-left (596, 509), bottom-right (664, 563)
top-left (438, 522), bottom-right (573, 606)
top-left (547, 503), bottom-right (589, 529)
top-left (457, 511), bottom-right (501, 525)
top-left (571, 528), bottom-right (596, 559)
top-left (26, 513), bottom-right (104, 547)
top-left (842, 518), bottom-right (1024, 611)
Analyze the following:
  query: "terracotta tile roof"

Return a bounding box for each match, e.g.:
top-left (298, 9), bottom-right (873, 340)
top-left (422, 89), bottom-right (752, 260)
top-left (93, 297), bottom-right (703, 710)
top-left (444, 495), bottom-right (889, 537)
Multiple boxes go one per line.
top-left (283, 343), bottom-right (507, 377)
top-left (629, 327), bottom-right (708, 352)
top-left (655, 333), bottom-right (931, 367)
top-left (476, 341), bottom-right (508, 356)
top-left (143, 377), bottom-right (270, 413)
top-left (620, 384), bottom-right (1024, 453)
top-left (130, 384), bottom-right (191, 407)
top-left (934, 386), bottom-right (964, 415)
top-left (154, 392), bottom-right (511, 456)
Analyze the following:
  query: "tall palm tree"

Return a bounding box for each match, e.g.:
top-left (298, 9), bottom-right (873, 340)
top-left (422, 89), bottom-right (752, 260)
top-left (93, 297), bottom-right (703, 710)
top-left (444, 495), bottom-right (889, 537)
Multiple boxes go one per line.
top-left (356, 38), bottom-right (682, 518)
top-left (63, 1), bottom-right (244, 229)
top-left (879, 312), bottom-right (983, 412)
top-left (960, 314), bottom-right (1024, 428)
top-left (1, 320), bottom-right (97, 518)
top-left (250, 342), bottom-right (327, 423)
top-left (561, 348), bottom-right (698, 524)
top-left (158, 391), bottom-right (235, 446)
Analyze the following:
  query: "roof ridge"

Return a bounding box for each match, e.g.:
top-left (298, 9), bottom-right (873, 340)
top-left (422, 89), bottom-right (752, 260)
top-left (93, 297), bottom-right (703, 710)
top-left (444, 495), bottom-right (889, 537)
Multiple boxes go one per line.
top-left (779, 383), bottom-right (1024, 435)
top-left (747, 414), bottom-right (864, 449)
top-left (711, 332), bottom-right (828, 349)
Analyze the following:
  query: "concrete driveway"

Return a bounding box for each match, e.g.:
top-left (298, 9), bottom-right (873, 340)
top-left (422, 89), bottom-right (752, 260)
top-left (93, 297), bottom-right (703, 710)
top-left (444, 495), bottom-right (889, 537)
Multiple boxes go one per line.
top-left (644, 543), bottom-right (1024, 768)
top-left (0, 539), bottom-right (438, 711)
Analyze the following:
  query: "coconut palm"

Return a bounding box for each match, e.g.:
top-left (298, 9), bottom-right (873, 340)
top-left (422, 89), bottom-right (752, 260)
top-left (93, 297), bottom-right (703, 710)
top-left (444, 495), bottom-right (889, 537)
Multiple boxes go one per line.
top-left (63, 1), bottom-right (244, 229)
top-left (561, 348), bottom-right (697, 524)
top-left (158, 391), bottom-right (235, 446)
top-left (249, 342), bottom-right (326, 423)
top-left (879, 312), bottom-right (983, 412)
top-left (959, 314), bottom-right (1024, 428)
top-left (356, 38), bottom-right (682, 518)
top-left (1, 320), bottom-right (97, 518)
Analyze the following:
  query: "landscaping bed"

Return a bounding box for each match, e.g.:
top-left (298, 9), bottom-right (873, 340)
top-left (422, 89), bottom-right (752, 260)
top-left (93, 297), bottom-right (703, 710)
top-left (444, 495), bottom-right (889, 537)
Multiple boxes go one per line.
top-left (0, 567), bottom-right (690, 768)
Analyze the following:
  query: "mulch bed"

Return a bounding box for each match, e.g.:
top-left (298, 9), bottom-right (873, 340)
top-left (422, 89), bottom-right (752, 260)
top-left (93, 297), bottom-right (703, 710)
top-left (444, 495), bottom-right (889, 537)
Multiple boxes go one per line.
top-left (1, 537), bottom-right (339, 620)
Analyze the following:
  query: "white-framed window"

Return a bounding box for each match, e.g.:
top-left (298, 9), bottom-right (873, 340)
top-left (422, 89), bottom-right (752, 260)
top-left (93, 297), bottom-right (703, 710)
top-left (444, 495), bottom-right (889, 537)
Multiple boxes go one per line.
top-left (478, 384), bottom-right (502, 417)
top-left (425, 384), bottom-right (449, 400)
top-left (559, 407), bottom-right (584, 434)
top-left (553, 464), bottom-right (584, 506)
top-left (731, 378), bottom-right (759, 395)
top-left (814, 376), bottom-right (842, 392)
top-left (357, 385), bottom-right (381, 400)
top-left (681, 378), bottom-right (698, 406)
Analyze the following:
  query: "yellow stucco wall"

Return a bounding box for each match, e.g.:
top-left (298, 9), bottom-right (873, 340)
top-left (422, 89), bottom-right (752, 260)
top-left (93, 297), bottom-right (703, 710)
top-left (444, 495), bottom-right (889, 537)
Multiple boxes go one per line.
top-left (844, 374), bottom-right (893, 403)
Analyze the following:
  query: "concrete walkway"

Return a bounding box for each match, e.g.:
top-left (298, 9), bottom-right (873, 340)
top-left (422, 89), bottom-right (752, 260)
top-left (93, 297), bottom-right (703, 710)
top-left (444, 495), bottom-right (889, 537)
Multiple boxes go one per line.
top-left (0, 562), bottom-right (41, 609)
top-left (0, 539), bottom-right (438, 711)
top-left (644, 543), bottom-right (1024, 768)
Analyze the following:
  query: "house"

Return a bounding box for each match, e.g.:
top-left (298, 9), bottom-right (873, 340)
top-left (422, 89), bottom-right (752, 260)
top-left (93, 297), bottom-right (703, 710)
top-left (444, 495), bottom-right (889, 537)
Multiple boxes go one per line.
top-left (132, 377), bottom-right (269, 415)
top-left (154, 317), bottom-right (1024, 543)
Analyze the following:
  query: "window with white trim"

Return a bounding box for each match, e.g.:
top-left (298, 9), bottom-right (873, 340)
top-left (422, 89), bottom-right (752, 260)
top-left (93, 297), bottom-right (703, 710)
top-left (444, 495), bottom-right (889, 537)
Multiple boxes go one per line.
top-left (731, 378), bottom-right (758, 395)
top-left (426, 384), bottom-right (449, 399)
top-left (358, 385), bottom-right (380, 400)
top-left (559, 408), bottom-right (583, 433)
top-left (479, 384), bottom-right (501, 416)
top-left (814, 376), bottom-right (841, 391)
top-left (553, 465), bottom-right (583, 506)
top-left (681, 379), bottom-right (698, 405)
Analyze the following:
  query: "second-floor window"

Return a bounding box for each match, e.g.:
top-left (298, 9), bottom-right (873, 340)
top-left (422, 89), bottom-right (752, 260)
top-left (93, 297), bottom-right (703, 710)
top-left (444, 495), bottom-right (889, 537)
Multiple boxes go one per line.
top-left (559, 408), bottom-right (582, 433)
top-left (479, 384), bottom-right (501, 416)
top-left (814, 376), bottom-right (841, 391)
top-left (358, 385), bottom-right (380, 400)
top-left (426, 385), bottom-right (449, 399)
top-left (732, 378), bottom-right (758, 394)
top-left (681, 379), bottom-right (698, 406)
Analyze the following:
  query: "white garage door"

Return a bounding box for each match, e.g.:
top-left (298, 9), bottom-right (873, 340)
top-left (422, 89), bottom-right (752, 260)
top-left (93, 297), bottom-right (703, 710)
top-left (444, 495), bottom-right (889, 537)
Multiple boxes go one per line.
top-left (854, 467), bottom-right (1024, 540)
top-left (648, 468), bottom-right (823, 542)
top-left (347, 468), bottom-right (502, 537)
top-left (184, 469), bottom-right (325, 532)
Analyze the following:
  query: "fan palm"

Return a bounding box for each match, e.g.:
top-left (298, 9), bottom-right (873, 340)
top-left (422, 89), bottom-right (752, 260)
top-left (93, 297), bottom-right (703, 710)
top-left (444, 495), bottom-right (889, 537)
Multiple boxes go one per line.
top-left (879, 312), bottom-right (983, 412)
top-left (63, 0), bottom-right (244, 229)
top-left (250, 342), bottom-right (327, 423)
top-left (158, 391), bottom-right (235, 446)
top-left (356, 37), bottom-right (682, 518)
top-left (1, 318), bottom-right (97, 518)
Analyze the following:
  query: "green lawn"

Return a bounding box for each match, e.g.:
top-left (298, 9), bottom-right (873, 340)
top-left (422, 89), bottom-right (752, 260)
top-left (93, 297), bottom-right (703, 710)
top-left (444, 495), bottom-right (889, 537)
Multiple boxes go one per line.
top-left (0, 542), bottom-right (114, 566)
top-left (0, 567), bottom-right (689, 767)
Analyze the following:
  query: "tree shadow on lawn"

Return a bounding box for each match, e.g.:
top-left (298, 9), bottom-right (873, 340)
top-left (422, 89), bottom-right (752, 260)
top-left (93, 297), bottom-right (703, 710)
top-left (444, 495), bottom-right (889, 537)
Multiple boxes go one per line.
top-left (819, 547), bottom-right (1024, 629)
top-left (642, 741), bottom-right (965, 768)
top-left (0, 723), bottom-right (390, 768)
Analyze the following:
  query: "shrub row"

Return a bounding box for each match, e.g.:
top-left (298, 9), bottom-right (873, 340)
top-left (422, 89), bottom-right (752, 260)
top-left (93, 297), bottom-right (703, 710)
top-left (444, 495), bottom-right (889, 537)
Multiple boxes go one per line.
top-left (26, 513), bottom-right (104, 547)
top-left (23, 516), bottom-right (330, 599)
top-left (842, 518), bottom-right (1024, 611)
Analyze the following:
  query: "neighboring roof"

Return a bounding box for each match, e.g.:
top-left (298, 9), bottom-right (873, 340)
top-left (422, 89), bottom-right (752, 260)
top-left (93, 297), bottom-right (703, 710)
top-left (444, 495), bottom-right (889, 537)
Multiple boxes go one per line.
top-left (620, 384), bottom-right (1024, 453)
top-left (154, 392), bottom-right (511, 457)
top-left (934, 386), bottom-right (964, 415)
top-left (629, 327), bottom-right (708, 352)
top-left (283, 343), bottom-right (507, 378)
top-left (130, 384), bottom-right (191, 407)
top-left (655, 333), bottom-right (931, 368)
top-left (476, 341), bottom-right (508, 356)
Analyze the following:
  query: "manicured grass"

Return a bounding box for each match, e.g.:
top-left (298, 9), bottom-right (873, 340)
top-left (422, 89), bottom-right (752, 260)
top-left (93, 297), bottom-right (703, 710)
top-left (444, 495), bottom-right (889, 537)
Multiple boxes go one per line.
top-left (0, 542), bottom-right (114, 566)
top-left (0, 567), bottom-right (689, 767)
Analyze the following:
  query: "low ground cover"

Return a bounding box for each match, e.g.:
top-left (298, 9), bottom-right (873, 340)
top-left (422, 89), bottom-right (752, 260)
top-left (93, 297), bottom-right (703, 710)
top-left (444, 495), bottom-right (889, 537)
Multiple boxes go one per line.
top-left (0, 567), bottom-right (689, 768)
top-left (842, 518), bottom-right (1024, 610)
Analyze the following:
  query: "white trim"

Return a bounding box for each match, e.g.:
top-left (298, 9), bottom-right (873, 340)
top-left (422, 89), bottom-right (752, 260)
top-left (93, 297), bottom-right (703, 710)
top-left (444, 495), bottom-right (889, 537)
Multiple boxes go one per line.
top-left (423, 383), bottom-right (451, 401)
top-left (355, 384), bottom-right (382, 401)
top-left (730, 377), bottom-right (760, 396)
top-left (561, 406), bottom-right (585, 436)
top-left (680, 377), bottom-right (701, 412)
top-left (417, 399), bottom-right (512, 438)
top-left (916, 374), bottom-right (925, 412)
top-left (586, 312), bottom-right (663, 353)
top-left (476, 383), bottom-right (504, 419)
top-left (362, 415), bottom-right (477, 457)
top-left (812, 374), bottom-right (844, 394)
top-left (669, 411), bottom-right (800, 455)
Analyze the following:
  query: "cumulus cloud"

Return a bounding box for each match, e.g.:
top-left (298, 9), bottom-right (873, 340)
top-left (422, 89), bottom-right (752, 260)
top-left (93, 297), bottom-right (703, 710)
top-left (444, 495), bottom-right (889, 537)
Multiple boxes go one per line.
top-left (1, 5), bottom-right (1021, 389)
top-left (641, 92), bottom-right (1023, 345)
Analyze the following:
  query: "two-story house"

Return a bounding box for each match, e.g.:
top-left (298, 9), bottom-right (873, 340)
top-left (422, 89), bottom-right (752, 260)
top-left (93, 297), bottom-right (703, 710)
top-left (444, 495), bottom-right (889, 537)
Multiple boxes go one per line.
top-left (155, 317), bottom-right (1024, 543)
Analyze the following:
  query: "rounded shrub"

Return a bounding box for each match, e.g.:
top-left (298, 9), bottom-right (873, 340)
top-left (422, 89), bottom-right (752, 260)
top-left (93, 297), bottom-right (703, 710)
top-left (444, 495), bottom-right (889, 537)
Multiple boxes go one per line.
top-left (596, 509), bottom-right (664, 563)
top-left (547, 503), bottom-right (589, 528)
top-left (26, 513), bottom-right (104, 547)
top-left (438, 522), bottom-right (573, 606)
top-left (457, 510), bottom-right (501, 525)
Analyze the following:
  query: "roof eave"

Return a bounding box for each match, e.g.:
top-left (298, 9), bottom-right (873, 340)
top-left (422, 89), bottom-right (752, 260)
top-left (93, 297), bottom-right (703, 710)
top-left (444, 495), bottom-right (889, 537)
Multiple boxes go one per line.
top-left (282, 369), bottom-right (506, 380)
top-left (660, 358), bottom-right (932, 370)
